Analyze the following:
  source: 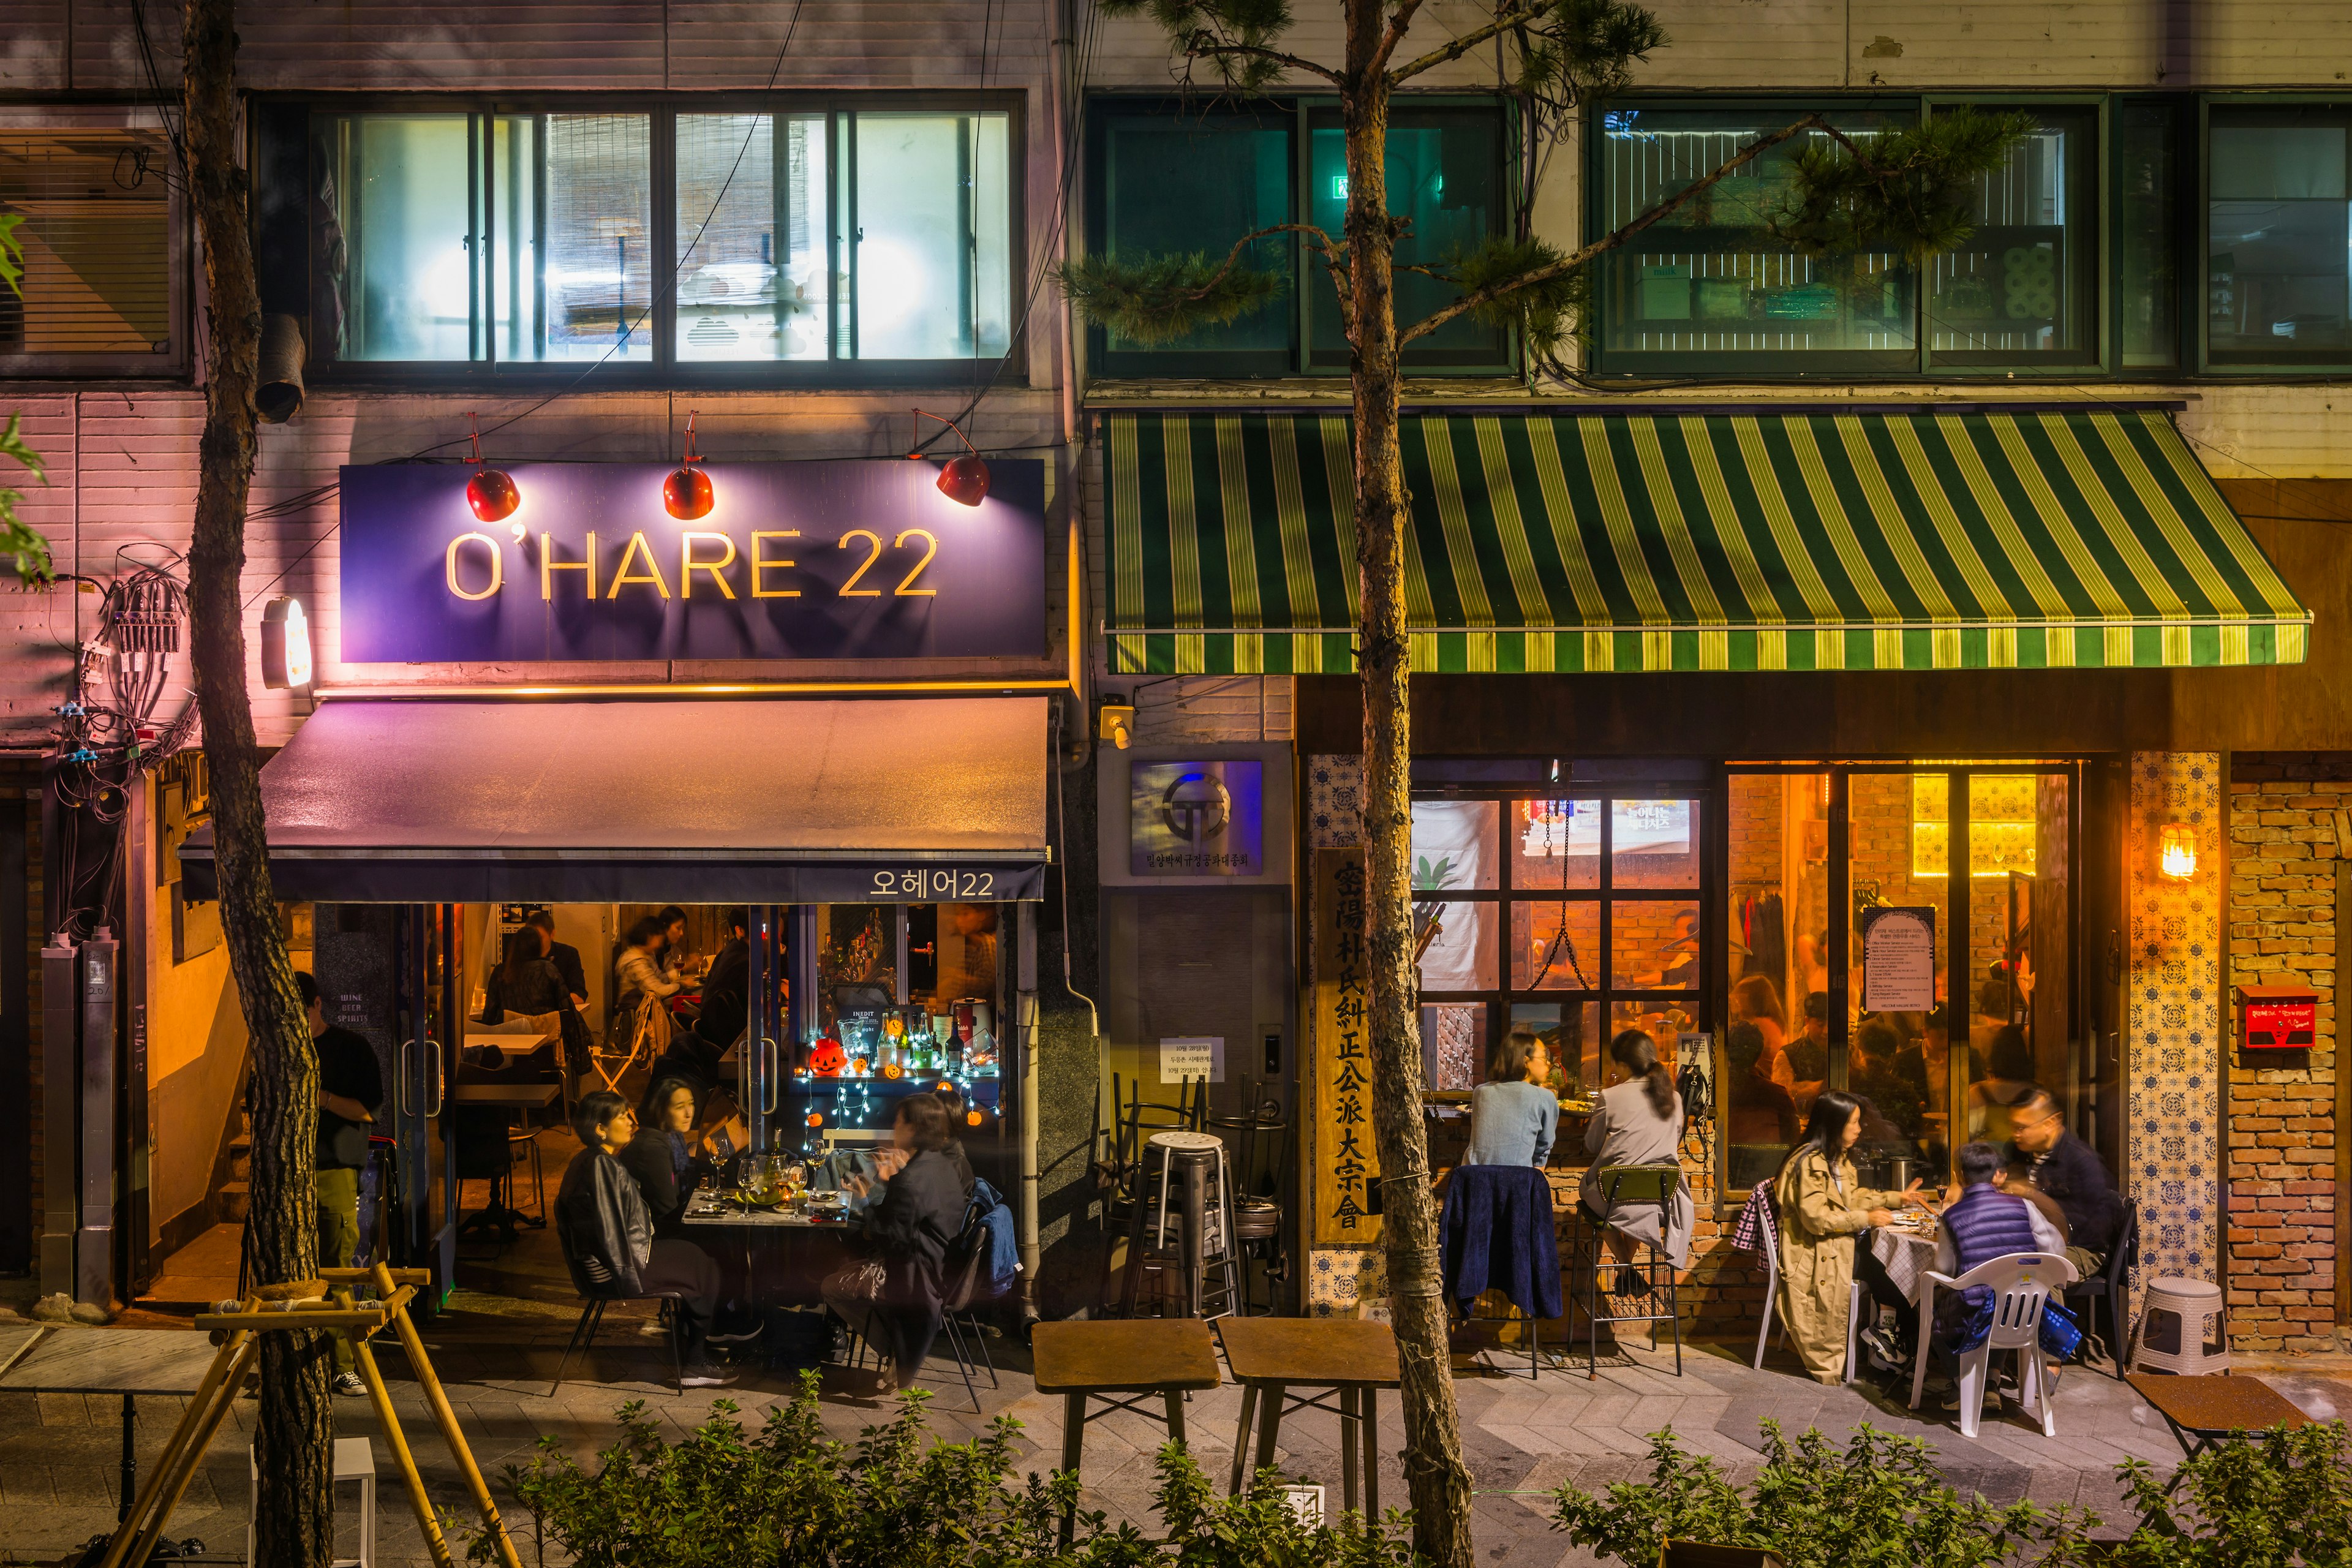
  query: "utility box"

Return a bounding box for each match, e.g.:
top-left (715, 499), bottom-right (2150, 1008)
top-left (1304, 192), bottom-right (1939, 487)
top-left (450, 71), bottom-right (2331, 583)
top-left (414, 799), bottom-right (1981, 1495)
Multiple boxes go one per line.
top-left (2236, 984), bottom-right (2318, 1050)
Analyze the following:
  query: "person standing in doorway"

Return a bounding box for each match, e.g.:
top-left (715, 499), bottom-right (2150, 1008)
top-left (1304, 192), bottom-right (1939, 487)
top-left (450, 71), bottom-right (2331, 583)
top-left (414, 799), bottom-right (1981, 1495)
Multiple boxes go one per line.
top-left (299, 969), bottom-right (384, 1398)
top-left (526, 909), bottom-right (592, 1083)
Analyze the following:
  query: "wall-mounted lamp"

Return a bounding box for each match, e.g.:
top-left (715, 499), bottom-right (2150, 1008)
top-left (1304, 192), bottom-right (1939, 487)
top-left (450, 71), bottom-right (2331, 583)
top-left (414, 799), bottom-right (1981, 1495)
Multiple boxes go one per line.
top-left (1099, 701), bottom-right (1134, 750)
top-left (462, 412), bottom-right (522, 529)
top-left (2158, 821), bottom-right (2198, 880)
top-left (260, 594), bottom-right (312, 690)
top-left (665, 410), bottom-right (715, 520)
top-left (908, 408), bottom-right (990, 507)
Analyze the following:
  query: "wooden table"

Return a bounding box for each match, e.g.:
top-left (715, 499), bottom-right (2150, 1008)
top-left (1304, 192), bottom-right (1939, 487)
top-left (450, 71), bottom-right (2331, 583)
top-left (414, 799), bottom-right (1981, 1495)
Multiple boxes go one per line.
top-left (449, 1083), bottom-right (562, 1109)
top-left (1031, 1319), bottom-right (1221, 1544)
top-left (2129, 1373), bottom-right (2311, 1457)
top-left (0, 1326), bottom-right (225, 1523)
top-left (1216, 1316), bottom-right (1400, 1517)
top-left (680, 1197), bottom-right (858, 1307)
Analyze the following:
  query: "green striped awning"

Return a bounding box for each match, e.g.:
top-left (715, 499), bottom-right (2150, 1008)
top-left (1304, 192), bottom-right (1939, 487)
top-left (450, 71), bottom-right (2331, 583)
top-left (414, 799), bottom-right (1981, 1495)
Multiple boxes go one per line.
top-left (1101, 408), bottom-right (2310, 674)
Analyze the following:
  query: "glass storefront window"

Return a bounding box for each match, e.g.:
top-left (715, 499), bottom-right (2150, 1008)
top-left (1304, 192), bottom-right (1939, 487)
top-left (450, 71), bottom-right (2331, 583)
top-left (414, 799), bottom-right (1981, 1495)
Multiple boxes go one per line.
top-left (1926, 107), bottom-right (2097, 366)
top-left (1509, 899), bottom-right (1602, 990)
top-left (1724, 772), bottom-right (1828, 1189)
top-left (2208, 107), bottom-right (2352, 365)
top-left (1596, 105), bottom-right (1915, 375)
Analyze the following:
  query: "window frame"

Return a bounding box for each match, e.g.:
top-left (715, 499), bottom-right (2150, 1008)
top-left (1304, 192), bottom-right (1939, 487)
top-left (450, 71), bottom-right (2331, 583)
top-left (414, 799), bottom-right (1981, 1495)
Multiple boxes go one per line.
top-left (1584, 92), bottom-right (2119, 382)
top-left (1083, 92), bottom-right (1520, 382)
top-left (0, 105), bottom-right (189, 380)
top-left (1411, 782), bottom-right (1717, 1102)
top-left (2197, 92), bottom-right (2352, 374)
top-left (278, 91), bottom-right (1027, 388)
top-left (2111, 94), bottom-right (2195, 375)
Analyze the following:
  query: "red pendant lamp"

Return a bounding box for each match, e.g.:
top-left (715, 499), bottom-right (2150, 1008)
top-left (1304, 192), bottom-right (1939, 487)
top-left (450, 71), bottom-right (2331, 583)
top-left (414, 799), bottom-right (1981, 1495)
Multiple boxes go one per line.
top-left (463, 412), bottom-right (521, 527)
top-left (908, 409), bottom-right (990, 507)
top-left (665, 410), bottom-right (714, 521)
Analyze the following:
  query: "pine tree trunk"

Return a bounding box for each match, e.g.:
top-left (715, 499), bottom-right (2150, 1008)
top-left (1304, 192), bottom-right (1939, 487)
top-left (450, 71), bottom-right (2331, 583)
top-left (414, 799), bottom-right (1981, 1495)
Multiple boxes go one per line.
top-left (183, 4), bottom-right (334, 1564)
top-left (1341, 6), bottom-right (1474, 1565)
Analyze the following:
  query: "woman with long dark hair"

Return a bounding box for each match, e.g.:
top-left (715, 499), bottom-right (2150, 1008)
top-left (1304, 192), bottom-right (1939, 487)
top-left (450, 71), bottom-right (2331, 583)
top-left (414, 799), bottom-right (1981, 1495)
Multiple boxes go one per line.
top-left (1465, 1028), bottom-right (1558, 1167)
top-left (488, 920), bottom-right (567, 1021)
top-left (1578, 1030), bottom-right (1692, 1292)
top-left (611, 913), bottom-right (685, 1057)
top-left (1771, 1089), bottom-right (1929, 1383)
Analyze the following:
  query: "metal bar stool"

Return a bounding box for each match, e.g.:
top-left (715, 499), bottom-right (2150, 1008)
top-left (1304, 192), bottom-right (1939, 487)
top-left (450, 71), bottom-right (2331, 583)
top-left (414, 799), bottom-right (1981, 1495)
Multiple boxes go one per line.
top-left (1118, 1130), bottom-right (1241, 1319)
top-left (1565, 1163), bottom-right (1684, 1378)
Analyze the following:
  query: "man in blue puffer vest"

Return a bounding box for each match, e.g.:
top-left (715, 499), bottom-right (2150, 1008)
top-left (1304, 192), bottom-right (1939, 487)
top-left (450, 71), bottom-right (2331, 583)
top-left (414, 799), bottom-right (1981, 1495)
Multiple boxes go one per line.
top-left (1929, 1140), bottom-right (2068, 1409)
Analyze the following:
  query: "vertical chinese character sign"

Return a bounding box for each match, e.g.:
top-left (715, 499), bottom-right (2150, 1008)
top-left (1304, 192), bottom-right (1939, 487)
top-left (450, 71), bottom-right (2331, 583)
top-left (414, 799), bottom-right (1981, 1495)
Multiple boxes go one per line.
top-left (1314, 844), bottom-right (1381, 1246)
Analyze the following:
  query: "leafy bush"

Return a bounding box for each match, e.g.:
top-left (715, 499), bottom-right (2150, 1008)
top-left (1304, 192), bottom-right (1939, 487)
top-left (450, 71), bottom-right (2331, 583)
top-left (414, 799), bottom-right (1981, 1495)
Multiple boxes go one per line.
top-left (2103, 1420), bottom-right (2352, 1567)
top-left (470, 1371), bottom-right (1417, 1568)
top-left (1550, 1422), bottom-right (2101, 1568)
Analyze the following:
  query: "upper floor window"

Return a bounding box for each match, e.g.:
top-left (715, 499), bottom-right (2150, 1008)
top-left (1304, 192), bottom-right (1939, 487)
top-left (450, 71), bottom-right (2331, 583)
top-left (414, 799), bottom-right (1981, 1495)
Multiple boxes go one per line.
top-left (1086, 97), bottom-right (1512, 379)
top-left (2207, 104), bottom-right (2351, 368)
top-left (1592, 100), bottom-right (2095, 377)
top-left (0, 116), bottom-right (181, 375)
top-left (293, 100), bottom-right (1016, 379)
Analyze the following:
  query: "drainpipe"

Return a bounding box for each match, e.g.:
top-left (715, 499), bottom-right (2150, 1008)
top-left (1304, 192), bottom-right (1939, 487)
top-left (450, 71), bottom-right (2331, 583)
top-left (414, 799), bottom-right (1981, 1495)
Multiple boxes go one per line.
top-left (1017, 902), bottom-right (1042, 1319)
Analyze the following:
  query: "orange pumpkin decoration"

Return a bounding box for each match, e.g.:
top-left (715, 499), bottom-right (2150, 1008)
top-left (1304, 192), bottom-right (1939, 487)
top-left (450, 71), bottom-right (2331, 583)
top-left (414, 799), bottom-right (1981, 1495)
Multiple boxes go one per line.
top-left (881, 1061), bottom-right (905, 1080)
top-left (806, 1110), bottom-right (824, 1128)
top-left (808, 1038), bottom-right (847, 1077)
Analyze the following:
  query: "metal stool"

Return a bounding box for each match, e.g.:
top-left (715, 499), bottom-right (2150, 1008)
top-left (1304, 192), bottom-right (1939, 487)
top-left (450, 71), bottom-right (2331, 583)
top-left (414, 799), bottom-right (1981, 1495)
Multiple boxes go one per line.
top-left (251, 1437), bottom-right (377, 1568)
top-left (507, 1126), bottom-right (546, 1224)
top-left (1118, 1130), bottom-right (1240, 1319)
top-left (2131, 1275), bottom-right (2230, 1376)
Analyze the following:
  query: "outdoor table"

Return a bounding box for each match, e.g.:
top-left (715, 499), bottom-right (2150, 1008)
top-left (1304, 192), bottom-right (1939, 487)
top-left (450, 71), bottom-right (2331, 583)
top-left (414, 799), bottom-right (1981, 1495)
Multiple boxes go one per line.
top-left (0, 1324), bottom-right (224, 1523)
top-left (1216, 1316), bottom-right (1399, 1517)
top-left (680, 1194), bottom-right (859, 1306)
top-left (2128, 1372), bottom-right (2310, 1458)
top-left (1032, 1319), bottom-right (1221, 1545)
top-left (1866, 1220), bottom-right (1938, 1305)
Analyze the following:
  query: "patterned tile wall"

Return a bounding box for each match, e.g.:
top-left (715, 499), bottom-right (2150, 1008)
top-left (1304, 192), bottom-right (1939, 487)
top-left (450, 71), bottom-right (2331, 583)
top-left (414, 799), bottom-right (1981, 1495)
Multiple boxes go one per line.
top-left (2127, 752), bottom-right (2224, 1297)
top-left (1304, 755), bottom-right (1379, 1315)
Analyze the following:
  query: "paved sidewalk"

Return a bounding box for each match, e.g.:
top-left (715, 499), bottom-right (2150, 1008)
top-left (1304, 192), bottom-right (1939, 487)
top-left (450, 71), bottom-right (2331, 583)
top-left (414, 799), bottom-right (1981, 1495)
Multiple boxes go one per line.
top-left (2, 1304), bottom-right (2343, 1567)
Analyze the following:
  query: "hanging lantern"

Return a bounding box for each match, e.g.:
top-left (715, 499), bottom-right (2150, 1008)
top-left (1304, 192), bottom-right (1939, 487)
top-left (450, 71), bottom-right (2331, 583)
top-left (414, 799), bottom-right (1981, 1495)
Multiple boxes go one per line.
top-left (463, 413), bottom-right (521, 524)
top-left (907, 408), bottom-right (990, 507)
top-left (2159, 822), bottom-right (2198, 880)
top-left (665, 410), bottom-right (714, 520)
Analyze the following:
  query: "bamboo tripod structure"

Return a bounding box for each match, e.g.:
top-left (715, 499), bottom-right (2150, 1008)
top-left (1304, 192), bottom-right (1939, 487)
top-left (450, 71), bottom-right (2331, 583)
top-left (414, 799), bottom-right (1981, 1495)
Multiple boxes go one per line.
top-left (96, 1262), bottom-right (521, 1568)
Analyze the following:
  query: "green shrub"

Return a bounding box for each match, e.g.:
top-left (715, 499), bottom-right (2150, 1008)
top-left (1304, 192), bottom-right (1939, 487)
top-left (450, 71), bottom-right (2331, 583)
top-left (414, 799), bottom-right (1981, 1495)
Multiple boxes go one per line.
top-left (2103, 1420), bottom-right (2352, 1567)
top-left (469, 1371), bottom-right (1418, 1568)
top-left (1549, 1422), bottom-right (2102, 1568)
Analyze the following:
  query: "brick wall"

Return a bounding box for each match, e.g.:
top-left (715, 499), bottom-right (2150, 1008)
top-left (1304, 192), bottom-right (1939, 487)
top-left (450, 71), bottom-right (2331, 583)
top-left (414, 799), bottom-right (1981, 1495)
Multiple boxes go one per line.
top-left (2224, 752), bottom-right (2348, 1353)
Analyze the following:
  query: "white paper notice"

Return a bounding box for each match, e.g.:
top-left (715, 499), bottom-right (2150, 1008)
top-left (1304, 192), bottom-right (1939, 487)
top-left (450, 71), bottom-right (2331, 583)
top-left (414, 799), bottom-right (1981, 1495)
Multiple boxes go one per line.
top-left (1159, 1036), bottom-right (1225, 1084)
top-left (1861, 907), bottom-right (1937, 1012)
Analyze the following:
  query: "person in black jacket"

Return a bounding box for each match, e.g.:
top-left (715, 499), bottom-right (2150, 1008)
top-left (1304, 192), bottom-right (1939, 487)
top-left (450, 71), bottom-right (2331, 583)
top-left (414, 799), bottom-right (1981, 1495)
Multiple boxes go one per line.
top-left (619, 1076), bottom-right (712, 1237)
top-left (556, 1090), bottom-right (733, 1387)
top-left (525, 910), bottom-right (592, 1084)
top-left (2005, 1087), bottom-right (2125, 1276)
top-left (820, 1092), bottom-right (967, 1390)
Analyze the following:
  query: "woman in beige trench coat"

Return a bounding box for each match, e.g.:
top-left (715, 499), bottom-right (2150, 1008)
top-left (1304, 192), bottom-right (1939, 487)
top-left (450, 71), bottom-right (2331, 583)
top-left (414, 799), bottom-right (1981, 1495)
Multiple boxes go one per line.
top-left (1773, 1090), bottom-right (1929, 1384)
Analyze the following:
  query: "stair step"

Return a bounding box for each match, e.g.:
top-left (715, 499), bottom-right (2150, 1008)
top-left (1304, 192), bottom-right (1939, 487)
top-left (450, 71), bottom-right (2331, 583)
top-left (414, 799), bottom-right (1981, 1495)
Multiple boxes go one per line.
top-left (217, 1180), bottom-right (251, 1223)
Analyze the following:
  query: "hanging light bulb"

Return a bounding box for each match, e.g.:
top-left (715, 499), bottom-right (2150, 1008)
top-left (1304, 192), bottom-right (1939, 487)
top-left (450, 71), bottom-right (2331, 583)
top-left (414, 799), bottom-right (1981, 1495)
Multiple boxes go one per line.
top-left (665, 410), bottom-right (714, 520)
top-left (907, 408), bottom-right (990, 507)
top-left (463, 412), bottom-right (521, 524)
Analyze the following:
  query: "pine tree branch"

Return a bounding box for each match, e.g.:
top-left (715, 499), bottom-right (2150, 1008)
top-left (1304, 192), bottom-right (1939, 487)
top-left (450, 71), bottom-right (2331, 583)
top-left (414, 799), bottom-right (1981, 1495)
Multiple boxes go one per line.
top-left (1387, 0), bottom-right (1560, 82)
top-left (1180, 31), bottom-right (1345, 83)
top-left (1368, 0), bottom-right (1428, 76)
top-left (1398, 111), bottom-right (1826, 344)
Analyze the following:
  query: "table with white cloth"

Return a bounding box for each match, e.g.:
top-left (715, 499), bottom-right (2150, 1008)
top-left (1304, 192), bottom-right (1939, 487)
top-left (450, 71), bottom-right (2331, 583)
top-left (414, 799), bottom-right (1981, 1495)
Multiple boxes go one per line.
top-left (1867, 1220), bottom-right (1940, 1305)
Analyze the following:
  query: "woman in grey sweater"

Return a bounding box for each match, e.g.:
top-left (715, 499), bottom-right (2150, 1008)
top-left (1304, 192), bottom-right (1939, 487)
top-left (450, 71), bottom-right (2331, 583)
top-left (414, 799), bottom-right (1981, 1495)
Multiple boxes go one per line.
top-left (1466, 1029), bottom-right (1558, 1167)
top-left (1580, 1029), bottom-right (1692, 1294)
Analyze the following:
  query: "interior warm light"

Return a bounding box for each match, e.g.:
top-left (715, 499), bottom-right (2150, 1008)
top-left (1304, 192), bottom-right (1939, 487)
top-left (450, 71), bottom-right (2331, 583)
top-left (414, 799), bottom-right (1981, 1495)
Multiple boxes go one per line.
top-left (463, 413), bottom-right (521, 522)
top-left (2159, 822), bottom-right (2198, 880)
top-left (908, 407), bottom-right (990, 507)
top-left (666, 410), bottom-right (714, 520)
top-left (260, 595), bottom-right (312, 689)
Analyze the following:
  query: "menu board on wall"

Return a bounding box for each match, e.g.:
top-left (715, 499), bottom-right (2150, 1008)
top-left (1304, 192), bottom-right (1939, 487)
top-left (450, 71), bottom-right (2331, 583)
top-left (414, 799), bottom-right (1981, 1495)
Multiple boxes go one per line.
top-left (1313, 844), bottom-right (1381, 1246)
top-left (1860, 905), bottom-right (1937, 1012)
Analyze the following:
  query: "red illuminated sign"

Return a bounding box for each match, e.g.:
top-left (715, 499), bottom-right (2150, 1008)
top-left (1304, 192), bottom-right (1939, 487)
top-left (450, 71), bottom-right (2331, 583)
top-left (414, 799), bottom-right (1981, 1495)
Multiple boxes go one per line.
top-left (2238, 986), bottom-right (2318, 1050)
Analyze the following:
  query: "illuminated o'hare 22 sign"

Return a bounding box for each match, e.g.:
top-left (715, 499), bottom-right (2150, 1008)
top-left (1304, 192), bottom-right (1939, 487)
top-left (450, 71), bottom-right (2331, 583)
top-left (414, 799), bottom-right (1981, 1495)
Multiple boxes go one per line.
top-left (337, 460), bottom-right (1047, 664)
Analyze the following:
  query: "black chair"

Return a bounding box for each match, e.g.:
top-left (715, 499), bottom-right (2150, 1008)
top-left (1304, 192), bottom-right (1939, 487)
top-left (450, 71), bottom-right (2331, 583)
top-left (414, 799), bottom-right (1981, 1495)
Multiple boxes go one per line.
top-left (935, 1244), bottom-right (1007, 1412)
top-left (2063, 1197), bottom-right (2139, 1379)
top-left (1439, 1163), bottom-right (1562, 1379)
top-left (550, 1219), bottom-right (685, 1396)
top-left (453, 1106), bottom-right (535, 1248)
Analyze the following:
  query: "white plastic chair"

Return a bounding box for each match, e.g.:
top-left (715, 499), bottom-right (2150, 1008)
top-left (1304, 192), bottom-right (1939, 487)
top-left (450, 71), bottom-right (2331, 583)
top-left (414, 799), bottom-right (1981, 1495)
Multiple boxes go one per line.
top-left (1747, 1189), bottom-right (1867, 1383)
top-left (1907, 1252), bottom-right (2079, 1438)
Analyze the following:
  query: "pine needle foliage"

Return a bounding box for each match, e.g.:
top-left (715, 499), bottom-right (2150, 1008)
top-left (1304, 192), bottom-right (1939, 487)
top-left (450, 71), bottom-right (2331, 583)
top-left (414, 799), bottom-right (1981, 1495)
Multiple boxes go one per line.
top-left (1055, 247), bottom-right (1291, 346)
top-left (1768, 108), bottom-right (2037, 263)
top-left (1509, 0), bottom-right (1670, 106)
top-left (1444, 235), bottom-right (1589, 358)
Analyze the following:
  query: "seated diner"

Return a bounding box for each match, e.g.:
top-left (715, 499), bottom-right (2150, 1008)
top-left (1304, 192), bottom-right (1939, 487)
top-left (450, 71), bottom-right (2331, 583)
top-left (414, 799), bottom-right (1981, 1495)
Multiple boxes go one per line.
top-left (1773, 1090), bottom-right (1930, 1384)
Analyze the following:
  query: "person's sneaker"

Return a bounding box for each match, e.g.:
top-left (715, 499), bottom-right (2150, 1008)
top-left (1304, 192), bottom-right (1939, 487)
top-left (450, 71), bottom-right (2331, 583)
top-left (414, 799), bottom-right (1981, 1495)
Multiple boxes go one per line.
top-left (679, 1365), bottom-right (737, 1389)
top-left (331, 1371), bottom-right (368, 1398)
top-left (1940, 1383), bottom-right (1999, 1413)
top-left (1860, 1324), bottom-right (1906, 1367)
